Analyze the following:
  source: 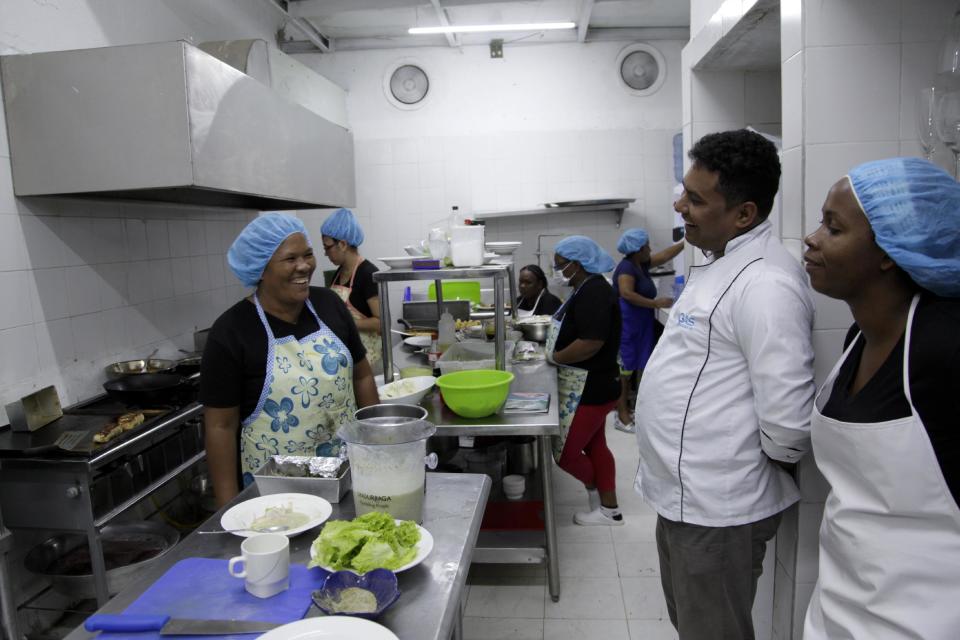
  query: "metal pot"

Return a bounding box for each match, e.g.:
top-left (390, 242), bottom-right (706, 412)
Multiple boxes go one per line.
top-left (23, 521), bottom-right (180, 599)
top-left (175, 354), bottom-right (202, 376)
top-left (104, 358), bottom-right (177, 380)
top-left (516, 321), bottom-right (550, 342)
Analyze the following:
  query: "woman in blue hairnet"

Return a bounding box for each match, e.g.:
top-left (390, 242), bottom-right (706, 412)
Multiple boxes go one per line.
top-left (611, 229), bottom-right (684, 433)
top-left (548, 236), bottom-right (624, 526)
top-left (201, 213), bottom-right (379, 507)
top-left (320, 209), bottom-right (384, 373)
top-left (801, 158), bottom-right (960, 639)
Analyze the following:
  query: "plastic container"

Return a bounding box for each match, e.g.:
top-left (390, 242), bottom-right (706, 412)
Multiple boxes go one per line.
top-left (337, 405), bottom-right (437, 523)
top-left (672, 274), bottom-right (685, 299)
top-left (507, 437), bottom-right (538, 474)
top-left (449, 225), bottom-right (485, 267)
top-left (464, 446), bottom-right (506, 484)
top-left (437, 312), bottom-right (455, 353)
top-left (436, 341), bottom-right (515, 376)
top-left (436, 369), bottom-right (515, 418)
top-left (502, 474), bottom-right (526, 500)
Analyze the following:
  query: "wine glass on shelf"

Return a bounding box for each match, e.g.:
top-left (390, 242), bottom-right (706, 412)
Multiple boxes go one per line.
top-left (918, 87), bottom-right (939, 161)
top-left (935, 91), bottom-right (960, 179)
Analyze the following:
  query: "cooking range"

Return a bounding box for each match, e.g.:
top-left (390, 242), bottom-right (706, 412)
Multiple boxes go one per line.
top-left (0, 383), bottom-right (205, 606)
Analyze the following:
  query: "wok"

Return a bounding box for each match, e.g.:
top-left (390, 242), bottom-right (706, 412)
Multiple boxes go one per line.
top-left (104, 358), bottom-right (177, 380)
top-left (102, 373), bottom-right (189, 407)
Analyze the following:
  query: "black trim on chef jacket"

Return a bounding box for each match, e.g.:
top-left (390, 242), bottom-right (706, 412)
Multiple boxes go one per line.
top-left (676, 258), bottom-right (762, 523)
top-left (821, 294), bottom-right (960, 504)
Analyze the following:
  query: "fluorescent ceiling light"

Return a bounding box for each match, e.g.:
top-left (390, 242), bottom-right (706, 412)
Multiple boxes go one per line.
top-left (409, 22), bottom-right (576, 35)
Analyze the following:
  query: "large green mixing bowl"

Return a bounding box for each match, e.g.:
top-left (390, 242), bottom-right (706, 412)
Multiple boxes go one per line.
top-left (436, 369), bottom-right (515, 418)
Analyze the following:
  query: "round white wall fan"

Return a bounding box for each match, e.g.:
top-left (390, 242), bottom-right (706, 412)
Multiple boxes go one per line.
top-left (383, 59), bottom-right (431, 110)
top-left (616, 43), bottom-right (666, 97)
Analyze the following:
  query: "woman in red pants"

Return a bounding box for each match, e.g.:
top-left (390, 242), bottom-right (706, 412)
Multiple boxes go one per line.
top-left (546, 236), bottom-right (624, 526)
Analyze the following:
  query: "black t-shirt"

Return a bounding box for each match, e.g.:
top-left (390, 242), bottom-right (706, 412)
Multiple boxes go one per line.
top-left (554, 276), bottom-right (621, 404)
top-left (516, 290), bottom-right (563, 316)
top-left (200, 287), bottom-right (366, 420)
top-left (331, 260), bottom-right (379, 318)
top-left (822, 295), bottom-right (960, 503)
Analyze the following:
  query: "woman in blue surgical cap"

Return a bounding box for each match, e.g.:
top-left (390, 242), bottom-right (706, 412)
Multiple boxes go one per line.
top-left (802, 158), bottom-right (960, 639)
top-left (320, 209), bottom-right (383, 373)
top-left (611, 229), bottom-right (683, 433)
top-left (200, 213), bottom-right (379, 507)
top-left (548, 236), bottom-right (624, 526)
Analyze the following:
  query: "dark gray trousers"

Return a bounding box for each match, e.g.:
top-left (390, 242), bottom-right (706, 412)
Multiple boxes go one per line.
top-left (655, 512), bottom-right (782, 640)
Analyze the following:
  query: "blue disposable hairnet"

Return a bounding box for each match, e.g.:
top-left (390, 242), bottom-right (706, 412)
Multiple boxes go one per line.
top-left (320, 208), bottom-right (364, 247)
top-left (617, 228), bottom-right (650, 255)
top-left (847, 157), bottom-right (960, 297)
top-left (555, 235), bottom-right (616, 274)
top-left (227, 213), bottom-right (310, 287)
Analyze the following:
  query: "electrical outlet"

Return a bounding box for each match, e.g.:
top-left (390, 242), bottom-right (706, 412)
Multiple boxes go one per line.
top-left (489, 39), bottom-right (503, 59)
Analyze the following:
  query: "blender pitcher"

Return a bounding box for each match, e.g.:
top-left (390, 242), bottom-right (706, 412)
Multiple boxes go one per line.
top-left (338, 405), bottom-right (437, 523)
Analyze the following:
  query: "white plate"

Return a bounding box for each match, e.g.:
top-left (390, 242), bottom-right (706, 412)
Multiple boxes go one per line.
top-left (258, 617), bottom-right (398, 640)
top-left (314, 523), bottom-right (434, 574)
top-left (378, 256), bottom-right (414, 269)
top-left (220, 493), bottom-right (332, 538)
top-left (377, 376), bottom-right (437, 405)
top-left (484, 241), bottom-right (522, 254)
top-left (403, 335), bottom-right (432, 349)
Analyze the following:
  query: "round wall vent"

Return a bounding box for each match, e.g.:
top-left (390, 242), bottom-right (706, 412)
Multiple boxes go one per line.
top-left (383, 60), bottom-right (431, 110)
top-left (616, 43), bottom-right (666, 97)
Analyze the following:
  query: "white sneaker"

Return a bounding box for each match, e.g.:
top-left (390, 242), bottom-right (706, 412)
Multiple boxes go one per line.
top-left (574, 506), bottom-right (625, 526)
top-left (613, 415), bottom-right (636, 433)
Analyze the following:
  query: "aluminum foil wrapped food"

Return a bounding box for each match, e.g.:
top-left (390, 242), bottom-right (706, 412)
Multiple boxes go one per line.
top-left (271, 455), bottom-right (345, 478)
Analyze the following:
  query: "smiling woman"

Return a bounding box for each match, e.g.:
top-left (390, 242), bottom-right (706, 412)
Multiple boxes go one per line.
top-left (200, 213), bottom-right (380, 508)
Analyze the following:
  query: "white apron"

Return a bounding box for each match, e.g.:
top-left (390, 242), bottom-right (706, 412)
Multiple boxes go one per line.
top-left (239, 294), bottom-right (356, 486)
top-left (516, 289), bottom-right (545, 319)
top-left (545, 278), bottom-right (595, 463)
top-left (803, 294), bottom-right (960, 639)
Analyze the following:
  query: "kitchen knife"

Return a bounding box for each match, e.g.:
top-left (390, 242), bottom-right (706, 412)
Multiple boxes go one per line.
top-left (84, 614), bottom-right (282, 636)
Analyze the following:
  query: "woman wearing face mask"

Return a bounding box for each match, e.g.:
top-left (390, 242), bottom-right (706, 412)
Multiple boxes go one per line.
top-left (801, 157), bottom-right (960, 639)
top-left (515, 264), bottom-right (562, 318)
top-left (611, 229), bottom-right (684, 432)
top-left (547, 236), bottom-right (624, 526)
top-left (201, 214), bottom-right (379, 507)
top-left (320, 209), bottom-right (383, 374)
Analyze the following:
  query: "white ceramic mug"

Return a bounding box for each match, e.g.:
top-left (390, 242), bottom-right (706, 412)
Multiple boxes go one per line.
top-left (227, 533), bottom-right (290, 598)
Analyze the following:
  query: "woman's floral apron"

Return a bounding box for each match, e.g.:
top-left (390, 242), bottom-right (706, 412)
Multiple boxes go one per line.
top-left (239, 293), bottom-right (356, 486)
top-left (331, 258), bottom-right (383, 373)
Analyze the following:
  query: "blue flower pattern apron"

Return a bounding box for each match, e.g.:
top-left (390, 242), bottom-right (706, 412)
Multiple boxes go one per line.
top-left (239, 294), bottom-right (356, 486)
top-left (545, 278), bottom-right (595, 463)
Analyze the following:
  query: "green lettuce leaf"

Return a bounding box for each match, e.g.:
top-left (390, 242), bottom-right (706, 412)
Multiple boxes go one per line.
top-left (307, 512), bottom-right (422, 573)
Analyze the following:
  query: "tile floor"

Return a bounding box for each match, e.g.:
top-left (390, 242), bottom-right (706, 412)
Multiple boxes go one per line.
top-left (462, 414), bottom-right (679, 640)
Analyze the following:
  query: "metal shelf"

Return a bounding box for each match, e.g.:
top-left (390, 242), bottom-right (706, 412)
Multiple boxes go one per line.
top-left (472, 200), bottom-right (635, 228)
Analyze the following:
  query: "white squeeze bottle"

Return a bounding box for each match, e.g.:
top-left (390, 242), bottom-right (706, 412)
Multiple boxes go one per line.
top-left (437, 311), bottom-right (455, 354)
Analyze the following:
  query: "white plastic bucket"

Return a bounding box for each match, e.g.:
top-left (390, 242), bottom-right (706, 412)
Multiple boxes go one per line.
top-left (449, 225), bottom-right (485, 267)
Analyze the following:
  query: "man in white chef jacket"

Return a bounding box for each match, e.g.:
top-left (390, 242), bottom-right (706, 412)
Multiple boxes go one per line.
top-left (634, 129), bottom-right (815, 640)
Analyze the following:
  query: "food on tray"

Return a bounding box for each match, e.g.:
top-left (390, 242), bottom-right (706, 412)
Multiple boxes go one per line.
top-left (379, 379), bottom-right (419, 399)
top-left (454, 319), bottom-right (481, 330)
top-left (92, 412), bottom-right (145, 444)
top-left (250, 503), bottom-right (311, 531)
top-left (308, 511), bottom-right (420, 573)
top-left (515, 315), bottom-right (553, 325)
top-left (271, 455), bottom-right (345, 478)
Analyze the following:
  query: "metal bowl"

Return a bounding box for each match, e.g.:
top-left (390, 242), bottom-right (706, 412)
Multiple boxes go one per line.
top-left (24, 521), bottom-right (180, 599)
top-left (516, 322), bottom-right (550, 342)
top-left (105, 358), bottom-right (177, 379)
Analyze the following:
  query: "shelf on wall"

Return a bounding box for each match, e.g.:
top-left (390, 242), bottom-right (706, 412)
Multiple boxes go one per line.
top-left (473, 199), bottom-right (636, 228)
top-left (690, 0), bottom-right (780, 71)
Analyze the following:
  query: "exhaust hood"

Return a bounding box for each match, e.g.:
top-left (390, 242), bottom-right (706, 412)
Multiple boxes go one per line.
top-left (0, 41), bottom-right (354, 210)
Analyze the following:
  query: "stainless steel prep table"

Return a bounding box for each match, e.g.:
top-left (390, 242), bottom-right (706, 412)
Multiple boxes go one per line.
top-left (64, 473), bottom-right (490, 640)
top-left (392, 344), bottom-right (562, 601)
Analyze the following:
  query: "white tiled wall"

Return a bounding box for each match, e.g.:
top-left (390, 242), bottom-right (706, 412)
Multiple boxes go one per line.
top-left (0, 0), bottom-right (278, 418)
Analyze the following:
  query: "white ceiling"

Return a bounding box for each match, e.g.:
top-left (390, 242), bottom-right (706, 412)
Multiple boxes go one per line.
top-left (277, 0), bottom-right (690, 52)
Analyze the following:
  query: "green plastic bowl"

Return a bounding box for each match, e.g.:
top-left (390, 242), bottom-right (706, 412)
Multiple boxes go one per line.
top-left (436, 369), bottom-right (515, 418)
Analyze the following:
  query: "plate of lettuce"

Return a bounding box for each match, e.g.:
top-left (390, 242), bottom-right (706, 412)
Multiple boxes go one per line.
top-left (307, 511), bottom-right (434, 574)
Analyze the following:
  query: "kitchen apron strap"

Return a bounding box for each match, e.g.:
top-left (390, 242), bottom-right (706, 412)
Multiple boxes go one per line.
top-left (331, 259), bottom-right (383, 371)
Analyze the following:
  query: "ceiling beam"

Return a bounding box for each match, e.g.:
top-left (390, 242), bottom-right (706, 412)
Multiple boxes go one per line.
top-left (429, 0), bottom-right (461, 48)
top-left (577, 0), bottom-right (595, 43)
top-left (262, 0), bottom-right (332, 53)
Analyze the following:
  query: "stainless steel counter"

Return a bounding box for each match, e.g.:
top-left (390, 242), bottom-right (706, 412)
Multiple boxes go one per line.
top-left (64, 473), bottom-right (490, 640)
top-left (393, 344), bottom-right (563, 601)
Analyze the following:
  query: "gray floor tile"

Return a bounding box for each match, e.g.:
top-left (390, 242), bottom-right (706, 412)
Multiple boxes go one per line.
top-left (462, 616), bottom-right (544, 640)
top-left (544, 577), bottom-right (626, 620)
top-left (465, 578), bottom-right (546, 619)
top-left (558, 541), bottom-right (618, 577)
top-left (544, 618), bottom-right (630, 640)
top-left (614, 541), bottom-right (660, 577)
top-left (627, 618), bottom-right (678, 640)
top-left (620, 577), bottom-right (669, 620)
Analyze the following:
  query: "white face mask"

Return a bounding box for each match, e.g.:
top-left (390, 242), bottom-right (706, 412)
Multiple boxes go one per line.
top-left (553, 262), bottom-right (575, 286)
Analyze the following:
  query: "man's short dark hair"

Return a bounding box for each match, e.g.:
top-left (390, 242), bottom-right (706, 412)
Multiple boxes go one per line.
top-left (687, 129), bottom-right (781, 219)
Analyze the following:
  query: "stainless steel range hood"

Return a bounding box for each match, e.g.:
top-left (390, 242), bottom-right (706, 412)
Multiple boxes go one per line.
top-left (0, 41), bottom-right (354, 210)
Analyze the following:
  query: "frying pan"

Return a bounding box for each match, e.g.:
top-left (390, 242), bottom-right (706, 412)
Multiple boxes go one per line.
top-left (102, 373), bottom-right (189, 407)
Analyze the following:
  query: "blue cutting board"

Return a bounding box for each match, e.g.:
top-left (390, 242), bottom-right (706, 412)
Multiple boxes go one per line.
top-left (97, 557), bottom-right (330, 640)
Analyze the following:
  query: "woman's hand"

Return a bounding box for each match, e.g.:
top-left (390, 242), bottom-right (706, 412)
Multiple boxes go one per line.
top-left (204, 406), bottom-right (241, 508)
top-left (654, 297), bottom-right (674, 309)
